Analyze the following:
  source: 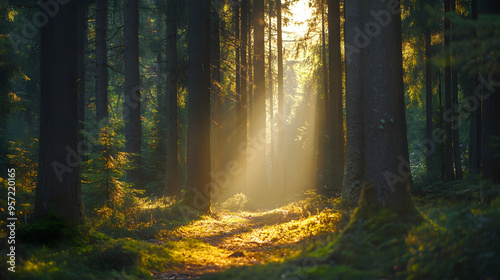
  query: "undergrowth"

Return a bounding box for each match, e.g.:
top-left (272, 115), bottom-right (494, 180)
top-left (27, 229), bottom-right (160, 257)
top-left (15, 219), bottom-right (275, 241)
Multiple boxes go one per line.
top-left (203, 180), bottom-right (500, 280)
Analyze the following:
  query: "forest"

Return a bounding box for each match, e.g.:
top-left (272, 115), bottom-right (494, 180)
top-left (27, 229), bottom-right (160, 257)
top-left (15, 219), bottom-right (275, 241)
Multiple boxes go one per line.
top-left (0, 0), bottom-right (499, 279)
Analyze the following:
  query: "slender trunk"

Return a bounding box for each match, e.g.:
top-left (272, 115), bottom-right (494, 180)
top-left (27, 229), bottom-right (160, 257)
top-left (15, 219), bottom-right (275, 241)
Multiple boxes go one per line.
top-left (35, 0), bottom-right (85, 226)
top-left (276, 0), bottom-right (286, 194)
top-left (166, 0), bottom-right (180, 196)
top-left (342, 0), bottom-right (363, 203)
top-left (184, 0), bottom-right (211, 213)
top-left (444, 0), bottom-right (455, 181)
top-left (236, 1), bottom-right (248, 193)
top-left (211, 4), bottom-right (223, 196)
top-left (77, 0), bottom-right (88, 159)
top-left (251, 0), bottom-right (269, 195)
top-left (268, 0), bottom-right (275, 187)
top-left (438, 70), bottom-right (445, 177)
top-left (425, 25), bottom-right (433, 172)
top-left (248, 10), bottom-right (255, 160)
top-left (451, 0), bottom-right (463, 179)
top-left (469, 0), bottom-right (480, 173)
top-left (96, 0), bottom-right (108, 121)
top-left (327, 0), bottom-right (344, 191)
top-left (321, 0), bottom-right (329, 189)
top-left (124, 0), bottom-right (143, 186)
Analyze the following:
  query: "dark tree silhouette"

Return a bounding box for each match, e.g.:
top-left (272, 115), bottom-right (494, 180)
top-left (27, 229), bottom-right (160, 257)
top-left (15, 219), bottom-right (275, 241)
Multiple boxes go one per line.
top-left (124, 0), bottom-right (144, 186)
top-left (184, 0), bottom-right (212, 213)
top-left (35, 0), bottom-right (85, 226)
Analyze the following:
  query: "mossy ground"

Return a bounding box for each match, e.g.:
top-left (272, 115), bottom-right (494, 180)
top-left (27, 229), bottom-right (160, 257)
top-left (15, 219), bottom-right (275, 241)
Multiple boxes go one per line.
top-left (1, 181), bottom-right (499, 280)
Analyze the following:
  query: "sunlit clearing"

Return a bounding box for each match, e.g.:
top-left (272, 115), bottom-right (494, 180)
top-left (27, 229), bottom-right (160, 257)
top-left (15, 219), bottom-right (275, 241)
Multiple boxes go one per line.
top-left (212, 1), bottom-right (319, 203)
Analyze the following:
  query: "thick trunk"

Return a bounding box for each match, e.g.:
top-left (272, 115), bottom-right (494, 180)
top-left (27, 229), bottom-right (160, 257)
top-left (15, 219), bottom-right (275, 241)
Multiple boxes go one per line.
top-left (166, 0), bottom-right (180, 196)
top-left (96, 0), bottom-right (108, 121)
top-left (361, 0), bottom-right (412, 211)
top-left (35, 0), bottom-right (85, 226)
top-left (327, 0), bottom-right (344, 191)
top-left (444, 0), bottom-right (455, 180)
top-left (124, 0), bottom-right (143, 186)
top-left (184, 0), bottom-right (211, 213)
top-left (342, 0), bottom-right (363, 203)
top-left (480, 0), bottom-right (500, 184)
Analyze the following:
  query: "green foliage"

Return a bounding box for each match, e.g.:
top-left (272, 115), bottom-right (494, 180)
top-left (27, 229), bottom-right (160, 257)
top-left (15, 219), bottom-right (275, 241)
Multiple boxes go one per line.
top-left (82, 120), bottom-right (143, 213)
top-left (85, 239), bottom-right (141, 271)
top-left (218, 193), bottom-right (252, 212)
top-left (206, 181), bottom-right (500, 280)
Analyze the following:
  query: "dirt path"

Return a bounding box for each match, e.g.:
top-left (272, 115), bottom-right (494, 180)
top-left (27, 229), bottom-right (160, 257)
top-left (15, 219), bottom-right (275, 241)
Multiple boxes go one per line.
top-left (151, 209), bottom-right (305, 279)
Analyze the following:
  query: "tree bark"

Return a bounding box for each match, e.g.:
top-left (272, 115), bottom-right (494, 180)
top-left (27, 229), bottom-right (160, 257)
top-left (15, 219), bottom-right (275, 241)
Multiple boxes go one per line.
top-left (327, 0), bottom-right (344, 191)
top-left (234, 2), bottom-right (245, 194)
top-left (166, 0), bottom-right (180, 196)
top-left (342, 0), bottom-right (363, 203)
top-left (77, 0), bottom-right (88, 160)
top-left (444, 0), bottom-right (455, 180)
top-left (320, 0), bottom-right (329, 190)
top-left (35, 0), bottom-right (85, 226)
top-left (468, 0), bottom-right (481, 173)
top-left (480, 0), bottom-right (500, 184)
top-left (184, 0), bottom-right (212, 213)
top-left (251, 0), bottom-right (269, 196)
top-left (268, 0), bottom-right (275, 187)
top-left (425, 24), bottom-right (433, 173)
top-left (211, 3), bottom-right (223, 197)
top-left (96, 0), bottom-right (108, 121)
top-left (124, 0), bottom-right (143, 186)
top-left (276, 0), bottom-right (286, 194)
top-left (361, 0), bottom-right (412, 210)
top-left (451, 0), bottom-right (463, 179)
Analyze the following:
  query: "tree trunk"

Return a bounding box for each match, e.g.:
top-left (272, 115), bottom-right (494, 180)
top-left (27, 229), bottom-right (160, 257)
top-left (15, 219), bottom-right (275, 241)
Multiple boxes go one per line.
top-left (239, 0), bottom-right (249, 193)
top-left (361, 0), bottom-right (412, 211)
top-left (268, 0), bottom-right (275, 188)
top-left (276, 0), bottom-right (286, 194)
top-left (468, 0), bottom-right (481, 173)
top-left (480, 0), bottom-right (500, 184)
top-left (77, 0), bottom-right (88, 160)
top-left (35, 0), bottom-right (85, 226)
top-left (124, 0), bottom-right (143, 186)
top-left (327, 0), bottom-right (344, 191)
top-left (166, 0), bottom-right (180, 196)
top-left (444, 0), bottom-right (455, 181)
top-left (451, 0), bottom-right (463, 179)
top-left (425, 24), bottom-right (433, 173)
top-left (184, 0), bottom-right (212, 213)
top-left (251, 0), bottom-right (269, 196)
top-left (342, 0), bottom-right (363, 203)
top-left (96, 0), bottom-right (108, 121)
top-left (320, 0), bottom-right (329, 190)
top-left (211, 3), bottom-right (223, 197)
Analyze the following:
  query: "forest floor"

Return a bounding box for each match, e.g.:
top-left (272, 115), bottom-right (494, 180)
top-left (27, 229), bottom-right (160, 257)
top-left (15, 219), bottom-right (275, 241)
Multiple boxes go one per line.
top-left (152, 196), bottom-right (342, 279)
top-left (2, 179), bottom-right (499, 280)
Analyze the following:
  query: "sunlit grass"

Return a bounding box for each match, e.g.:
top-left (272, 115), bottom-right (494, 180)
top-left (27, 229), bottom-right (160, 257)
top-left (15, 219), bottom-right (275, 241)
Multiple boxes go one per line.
top-left (5, 191), bottom-right (346, 279)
